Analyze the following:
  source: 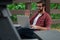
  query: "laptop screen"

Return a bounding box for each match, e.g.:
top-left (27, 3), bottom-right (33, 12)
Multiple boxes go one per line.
top-left (17, 15), bottom-right (31, 28)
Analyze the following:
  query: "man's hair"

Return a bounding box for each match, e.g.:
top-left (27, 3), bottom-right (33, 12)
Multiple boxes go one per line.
top-left (37, 0), bottom-right (46, 7)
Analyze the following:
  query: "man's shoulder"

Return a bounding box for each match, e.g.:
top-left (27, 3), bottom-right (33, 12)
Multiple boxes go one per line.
top-left (44, 12), bottom-right (50, 16)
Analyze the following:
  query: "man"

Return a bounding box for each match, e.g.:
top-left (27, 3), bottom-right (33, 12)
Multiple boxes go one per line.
top-left (24, 9), bottom-right (30, 17)
top-left (30, 1), bottom-right (52, 30)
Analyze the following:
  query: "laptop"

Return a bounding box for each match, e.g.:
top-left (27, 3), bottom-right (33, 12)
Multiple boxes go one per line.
top-left (17, 15), bottom-right (31, 28)
top-left (17, 15), bottom-right (41, 31)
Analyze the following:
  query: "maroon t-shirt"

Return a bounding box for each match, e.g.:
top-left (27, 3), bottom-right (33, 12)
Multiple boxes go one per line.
top-left (30, 12), bottom-right (52, 30)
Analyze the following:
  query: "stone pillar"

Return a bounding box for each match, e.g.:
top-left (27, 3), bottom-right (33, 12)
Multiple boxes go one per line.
top-left (46, 0), bottom-right (50, 14)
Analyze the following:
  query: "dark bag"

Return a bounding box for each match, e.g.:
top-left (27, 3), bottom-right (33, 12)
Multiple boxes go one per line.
top-left (18, 28), bottom-right (37, 39)
top-left (17, 28), bottom-right (42, 40)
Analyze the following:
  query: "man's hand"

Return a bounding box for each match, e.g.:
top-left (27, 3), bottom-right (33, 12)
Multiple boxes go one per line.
top-left (31, 25), bottom-right (41, 29)
top-left (30, 25), bottom-right (48, 30)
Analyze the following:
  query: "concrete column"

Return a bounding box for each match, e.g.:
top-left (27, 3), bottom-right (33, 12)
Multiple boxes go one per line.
top-left (46, 0), bottom-right (50, 14)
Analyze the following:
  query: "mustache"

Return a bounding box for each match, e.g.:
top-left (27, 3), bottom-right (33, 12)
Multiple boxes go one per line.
top-left (38, 9), bottom-right (43, 12)
top-left (37, 9), bottom-right (43, 11)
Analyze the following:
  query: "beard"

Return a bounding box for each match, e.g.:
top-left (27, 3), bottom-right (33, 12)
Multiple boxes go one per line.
top-left (38, 9), bottom-right (43, 13)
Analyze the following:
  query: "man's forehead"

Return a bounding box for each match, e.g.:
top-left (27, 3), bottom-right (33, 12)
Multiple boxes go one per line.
top-left (37, 3), bottom-right (42, 6)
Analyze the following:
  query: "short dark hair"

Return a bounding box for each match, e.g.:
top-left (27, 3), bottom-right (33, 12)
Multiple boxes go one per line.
top-left (37, 0), bottom-right (45, 7)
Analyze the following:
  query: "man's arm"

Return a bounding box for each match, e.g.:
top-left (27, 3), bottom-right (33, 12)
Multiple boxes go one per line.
top-left (45, 14), bottom-right (52, 30)
top-left (31, 25), bottom-right (48, 30)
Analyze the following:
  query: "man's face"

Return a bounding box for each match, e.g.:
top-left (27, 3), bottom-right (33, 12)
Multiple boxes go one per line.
top-left (37, 3), bottom-right (43, 12)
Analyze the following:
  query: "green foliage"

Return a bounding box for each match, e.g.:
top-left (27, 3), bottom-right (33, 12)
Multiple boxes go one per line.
top-left (50, 3), bottom-right (57, 9)
top-left (7, 3), bottom-right (25, 10)
top-left (10, 15), bottom-right (17, 22)
top-left (31, 2), bottom-right (37, 10)
top-left (7, 4), bottom-right (16, 10)
top-left (57, 4), bottom-right (60, 9)
top-left (51, 14), bottom-right (60, 19)
top-left (50, 3), bottom-right (60, 9)
top-left (16, 3), bottom-right (25, 10)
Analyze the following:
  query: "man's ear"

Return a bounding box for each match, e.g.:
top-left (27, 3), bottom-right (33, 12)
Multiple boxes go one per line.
top-left (43, 6), bottom-right (45, 10)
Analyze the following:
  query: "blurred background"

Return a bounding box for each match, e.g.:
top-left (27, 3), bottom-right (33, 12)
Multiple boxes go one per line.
top-left (7, 0), bottom-right (60, 31)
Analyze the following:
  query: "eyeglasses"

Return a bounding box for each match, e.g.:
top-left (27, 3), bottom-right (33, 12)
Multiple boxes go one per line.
top-left (37, 6), bottom-right (42, 7)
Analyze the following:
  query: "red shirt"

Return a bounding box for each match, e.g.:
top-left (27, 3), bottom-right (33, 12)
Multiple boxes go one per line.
top-left (30, 12), bottom-right (52, 30)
